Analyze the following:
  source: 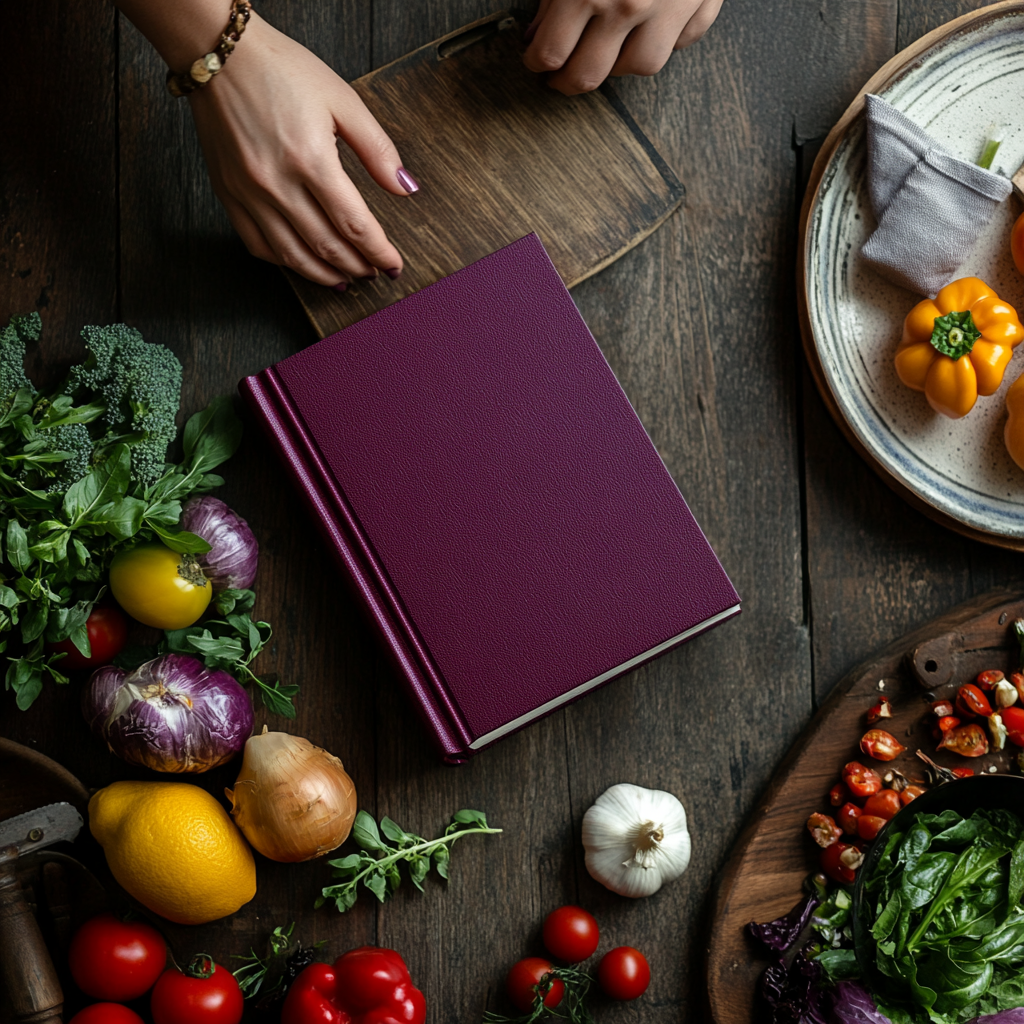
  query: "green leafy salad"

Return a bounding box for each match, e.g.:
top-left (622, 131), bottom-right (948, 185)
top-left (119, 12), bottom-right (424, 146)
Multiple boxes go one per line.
top-left (851, 806), bottom-right (1024, 1023)
top-left (0, 312), bottom-right (290, 713)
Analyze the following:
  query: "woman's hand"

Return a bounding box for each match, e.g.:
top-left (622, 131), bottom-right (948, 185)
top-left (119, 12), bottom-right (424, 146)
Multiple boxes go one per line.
top-left (188, 14), bottom-right (415, 288)
top-left (524, 0), bottom-right (724, 95)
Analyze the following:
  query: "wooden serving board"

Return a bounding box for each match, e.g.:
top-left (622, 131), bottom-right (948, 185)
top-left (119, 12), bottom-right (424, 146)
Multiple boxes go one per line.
top-left (285, 10), bottom-right (684, 337)
top-left (706, 589), bottom-right (1024, 1024)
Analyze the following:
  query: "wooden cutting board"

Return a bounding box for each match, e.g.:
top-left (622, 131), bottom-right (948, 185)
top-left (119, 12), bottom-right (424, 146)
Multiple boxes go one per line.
top-left (285, 10), bottom-right (684, 337)
top-left (706, 589), bottom-right (1024, 1024)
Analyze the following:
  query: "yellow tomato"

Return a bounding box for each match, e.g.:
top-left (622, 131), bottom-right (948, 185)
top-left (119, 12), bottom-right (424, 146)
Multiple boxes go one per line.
top-left (109, 543), bottom-right (211, 629)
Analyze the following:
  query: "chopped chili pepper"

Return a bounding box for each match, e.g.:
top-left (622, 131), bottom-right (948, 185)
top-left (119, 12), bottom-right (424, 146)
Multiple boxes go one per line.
top-left (956, 684), bottom-right (993, 718)
top-left (820, 843), bottom-right (858, 884)
top-left (866, 697), bottom-right (893, 724)
top-left (938, 715), bottom-right (961, 733)
top-left (857, 815), bottom-right (887, 841)
top-left (842, 761), bottom-right (883, 799)
top-left (806, 813), bottom-right (841, 848)
top-left (860, 729), bottom-right (906, 762)
top-left (863, 789), bottom-right (901, 821)
top-left (837, 803), bottom-right (862, 835)
top-left (931, 699), bottom-right (955, 718)
top-left (281, 948), bottom-right (425, 1024)
top-left (938, 723), bottom-right (989, 757)
top-left (900, 785), bottom-right (927, 806)
top-left (976, 669), bottom-right (1005, 690)
top-left (951, 767), bottom-right (975, 778)
top-left (828, 782), bottom-right (848, 807)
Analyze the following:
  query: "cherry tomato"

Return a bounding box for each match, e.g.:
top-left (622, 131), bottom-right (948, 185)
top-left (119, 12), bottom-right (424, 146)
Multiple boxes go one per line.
top-left (542, 906), bottom-right (599, 963)
top-left (828, 782), bottom-right (848, 807)
top-left (151, 958), bottom-right (242, 1024)
top-left (1003, 707), bottom-right (1024, 747)
top-left (866, 698), bottom-right (892, 724)
top-left (842, 762), bottom-right (882, 799)
top-left (820, 842), bottom-right (860, 884)
top-left (1011, 673), bottom-right (1024, 705)
top-left (1012, 210), bottom-right (1024, 276)
top-left (69, 1006), bottom-right (147, 1024)
top-left (109, 543), bottom-right (212, 630)
top-left (938, 723), bottom-right (989, 757)
top-left (46, 606), bottom-right (128, 672)
top-left (837, 802), bottom-right (862, 835)
top-left (956, 684), bottom-right (993, 719)
top-left (857, 815), bottom-right (887, 841)
top-left (597, 947), bottom-right (650, 1002)
top-left (862, 789), bottom-right (901, 821)
top-left (68, 913), bottom-right (166, 1001)
top-left (937, 716), bottom-right (960, 734)
top-left (806, 813), bottom-right (841, 848)
top-left (900, 785), bottom-right (927, 806)
top-left (976, 669), bottom-right (1005, 690)
top-left (859, 729), bottom-right (906, 762)
top-left (506, 958), bottom-right (563, 1014)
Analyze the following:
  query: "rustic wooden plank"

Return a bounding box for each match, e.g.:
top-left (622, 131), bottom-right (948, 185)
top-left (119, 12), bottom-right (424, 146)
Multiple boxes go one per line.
top-left (285, 12), bottom-right (684, 339)
top-left (707, 588), bottom-right (1024, 1024)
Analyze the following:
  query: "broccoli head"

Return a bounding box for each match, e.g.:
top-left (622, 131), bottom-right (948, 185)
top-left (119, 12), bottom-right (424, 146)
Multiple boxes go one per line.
top-left (65, 323), bottom-right (183, 487)
top-left (40, 423), bottom-right (93, 491)
top-left (0, 312), bottom-right (41, 403)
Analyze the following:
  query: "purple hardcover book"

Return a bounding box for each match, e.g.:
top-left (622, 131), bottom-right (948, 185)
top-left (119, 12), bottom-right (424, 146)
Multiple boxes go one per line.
top-left (240, 234), bottom-right (740, 762)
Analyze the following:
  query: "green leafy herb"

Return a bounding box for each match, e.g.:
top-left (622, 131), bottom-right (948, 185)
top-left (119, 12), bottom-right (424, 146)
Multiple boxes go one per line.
top-left (859, 806), bottom-right (1024, 1023)
top-left (483, 965), bottom-right (595, 1023)
top-left (0, 313), bottom-right (284, 711)
top-left (233, 923), bottom-right (297, 998)
top-left (317, 809), bottom-right (501, 913)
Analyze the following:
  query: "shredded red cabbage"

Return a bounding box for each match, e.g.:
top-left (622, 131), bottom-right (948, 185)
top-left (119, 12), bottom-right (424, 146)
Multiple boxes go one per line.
top-left (748, 893), bottom-right (821, 953)
top-left (828, 982), bottom-right (892, 1023)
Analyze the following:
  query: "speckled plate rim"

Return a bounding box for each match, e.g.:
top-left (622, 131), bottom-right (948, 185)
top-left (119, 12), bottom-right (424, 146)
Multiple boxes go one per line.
top-left (797, 0), bottom-right (1024, 553)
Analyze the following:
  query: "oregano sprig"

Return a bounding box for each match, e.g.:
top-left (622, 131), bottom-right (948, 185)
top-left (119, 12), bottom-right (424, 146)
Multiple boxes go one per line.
top-left (316, 809), bottom-right (501, 913)
top-left (483, 966), bottom-right (595, 1024)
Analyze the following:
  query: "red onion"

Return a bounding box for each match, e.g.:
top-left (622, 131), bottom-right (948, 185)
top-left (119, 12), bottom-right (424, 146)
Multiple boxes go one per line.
top-left (83, 654), bottom-right (253, 773)
top-left (178, 496), bottom-right (258, 591)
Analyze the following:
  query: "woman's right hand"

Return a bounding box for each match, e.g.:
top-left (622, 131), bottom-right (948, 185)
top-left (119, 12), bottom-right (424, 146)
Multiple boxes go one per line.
top-left (187, 13), bottom-right (417, 288)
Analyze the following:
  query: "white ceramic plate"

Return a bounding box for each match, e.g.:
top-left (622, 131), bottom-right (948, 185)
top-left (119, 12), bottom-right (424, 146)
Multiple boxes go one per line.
top-left (801, 3), bottom-right (1024, 547)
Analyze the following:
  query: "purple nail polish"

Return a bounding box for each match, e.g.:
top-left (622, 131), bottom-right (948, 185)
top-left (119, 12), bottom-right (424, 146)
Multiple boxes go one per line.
top-left (385, 268), bottom-right (402, 280)
top-left (396, 167), bottom-right (420, 194)
top-left (331, 281), bottom-right (347, 293)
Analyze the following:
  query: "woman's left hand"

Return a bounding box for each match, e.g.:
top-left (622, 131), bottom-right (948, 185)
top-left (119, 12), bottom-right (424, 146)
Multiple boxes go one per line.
top-left (523, 0), bottom-right (724, 95)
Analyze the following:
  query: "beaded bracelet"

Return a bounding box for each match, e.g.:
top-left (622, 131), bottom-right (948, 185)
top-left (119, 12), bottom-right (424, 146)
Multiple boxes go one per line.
top-left (166, 0), bottom-right (252, 98)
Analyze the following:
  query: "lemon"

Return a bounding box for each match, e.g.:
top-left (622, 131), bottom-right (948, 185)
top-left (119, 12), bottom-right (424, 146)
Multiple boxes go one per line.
top-left (89, 780), bottom-right (256, 925)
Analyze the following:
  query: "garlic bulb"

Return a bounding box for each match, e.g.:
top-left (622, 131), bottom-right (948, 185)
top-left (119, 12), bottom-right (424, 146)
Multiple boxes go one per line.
top-left (581, 783), bottom-right (691, 898)
top-left (225, 728), bottom-right (357, 862)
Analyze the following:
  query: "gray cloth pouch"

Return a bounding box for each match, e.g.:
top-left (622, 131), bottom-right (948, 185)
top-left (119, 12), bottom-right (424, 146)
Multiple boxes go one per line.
top-left (861, 93), bottom-right (1011, 297)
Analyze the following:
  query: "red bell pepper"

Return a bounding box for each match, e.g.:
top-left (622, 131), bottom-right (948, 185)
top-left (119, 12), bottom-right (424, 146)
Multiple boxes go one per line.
top-left (282, 947), bottom-right (426, 1024)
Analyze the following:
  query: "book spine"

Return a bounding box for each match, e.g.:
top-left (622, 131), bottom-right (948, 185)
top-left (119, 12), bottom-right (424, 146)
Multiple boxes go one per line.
top-left (239, 369), bottom-right (473, 764)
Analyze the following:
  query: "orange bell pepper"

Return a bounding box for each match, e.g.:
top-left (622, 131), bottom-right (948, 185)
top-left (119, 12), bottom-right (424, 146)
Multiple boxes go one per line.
top-left (894, 277), bottom-right (1024, 418)
top-left (1013, 211), bottom-right (1024, 277)
top-left (1005, 370), bottom-right (1024, 471)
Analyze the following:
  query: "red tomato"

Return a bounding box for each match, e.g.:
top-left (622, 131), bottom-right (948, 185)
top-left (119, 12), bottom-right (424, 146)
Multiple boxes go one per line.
top-left (542, 906), bottom-right (599, 963)
top-left (820, 842), bottom-right (859, 884)
top-left (1012, 210), bottom-right (1024, 276)
top-left (897, 782), bottom-right (929, 806)
top-left (956, 684), bottom-right (993, 719)
top-left (46, 605), bottom-right (128, 671)
top-left (866, 698), bottom-right (892, 724)
top-left (828, 782), bottom-right (848, 807)
top-left (951, 767), bottom-right (975, 779)
top-left (69, 1005), bottom-right (146, 1024)
top-left (1003, 706), bottom-right (1024, 747)
top-left (506, 958), bottom-right (563, 1014)
top-left (68, 913), bottom-right (166, 1001)
top-left (862, 790), bottom-right (901, 821)
top-left (151, 960), bottom-right (242, 1024)
top-left (857, 815), bottom-right (887, 841)
top-left (837, 803), bottom-right (862, 835)
top-left (842, 762), bottom-right (882, 799)
top-left (806, 813), bottom-right (841, 848)
top-left (976, 669), bottom-right (1005, 690)
top-left (938, 724), bottom-right (989, 757)
top-left (859, 730), bottom-right (906, 762)
top-left (597, 947), bottom-right (650, 1002)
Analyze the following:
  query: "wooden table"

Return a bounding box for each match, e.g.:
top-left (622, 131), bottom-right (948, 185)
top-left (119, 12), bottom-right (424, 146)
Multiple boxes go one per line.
top-left (2, 1), bottom-right (1022, 1021)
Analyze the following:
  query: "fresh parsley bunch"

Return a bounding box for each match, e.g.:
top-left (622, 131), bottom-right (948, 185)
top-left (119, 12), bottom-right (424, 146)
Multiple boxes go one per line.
top-left (0, 312), bottom-right (286, 712)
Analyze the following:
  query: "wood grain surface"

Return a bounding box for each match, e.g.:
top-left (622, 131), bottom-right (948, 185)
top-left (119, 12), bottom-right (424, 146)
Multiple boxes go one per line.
top-left (3, 2), bottom-right (1024, 1023)
top-left (706, 589), bottom-right (1024, 1024)
top-left (286, 11), bottom-right (685, 337)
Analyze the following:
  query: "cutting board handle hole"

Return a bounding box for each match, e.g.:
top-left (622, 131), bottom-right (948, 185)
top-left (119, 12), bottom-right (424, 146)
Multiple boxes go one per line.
top-left (925, 659), bottom-right (939, 673)
top-left (437, 15), bottom-right (518, 60)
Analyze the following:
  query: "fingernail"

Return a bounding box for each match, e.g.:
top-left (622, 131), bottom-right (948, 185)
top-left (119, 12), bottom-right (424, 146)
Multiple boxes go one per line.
top-left (396, 167), bottom-right (420, 194)
top-left (524, 20), bottom-right (537, 42)
top-left (385, 268), bottom-right (402, 280)
top-left (331, 281), bottom-right (347, 293)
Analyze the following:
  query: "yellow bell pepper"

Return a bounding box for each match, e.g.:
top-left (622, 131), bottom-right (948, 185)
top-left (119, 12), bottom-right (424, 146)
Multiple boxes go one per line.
top-left (894, 277), bottom-right (1024, 419)
top-left (1005, 371), bottom-right (1024, 471)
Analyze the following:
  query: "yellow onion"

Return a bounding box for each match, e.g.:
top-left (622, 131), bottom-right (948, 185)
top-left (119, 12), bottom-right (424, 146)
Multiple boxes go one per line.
top-left (225, 728), bottom-right (357, 862)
